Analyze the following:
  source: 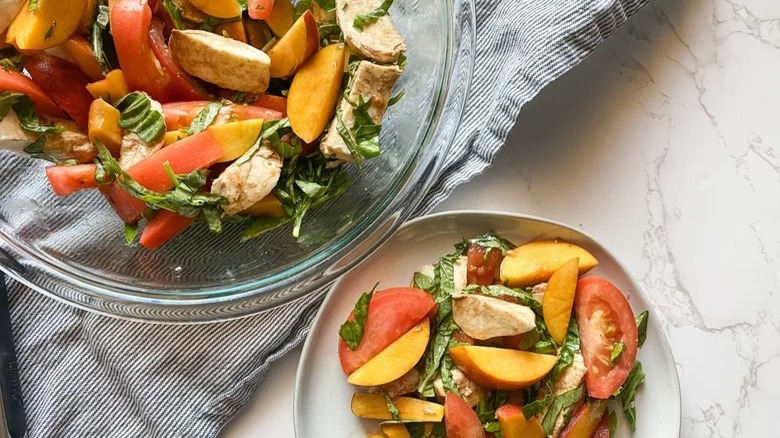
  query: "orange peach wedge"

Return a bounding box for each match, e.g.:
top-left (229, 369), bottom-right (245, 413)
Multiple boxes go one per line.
top-left (266, 10), bottom-right (319, 78)
top-left (449, 346), bottom-right (557, 390)
top-left (207, 118), bottom-right (264, 163)
top-left (543, 258), bottom-right (580, 344)
top-left (348, 318), bottom-right (430, 386)
top-left (496, 404), bottom-right (545, 438)
top-left (287, 43), bottom-right (346, 143)
top-left (381, 424), bottom-right (411, 438)
top-left (188, 0), bottom-right (241, 18)
top-left (500, 240), bottom-right (598, 287)
top-left (266, 0), bottom-right (295, 37)
top-left (351, 393), bottom-right (444, 422)
top-left (7, 0), bottom-right (87, 50)
top-left (243, 194), bottom-right (286, 218)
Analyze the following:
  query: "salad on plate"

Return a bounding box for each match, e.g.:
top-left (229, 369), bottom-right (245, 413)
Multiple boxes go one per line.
top-left (0, 0), bottom-right (405, 249)
top-left (338, 234), bottom-right (649, 438)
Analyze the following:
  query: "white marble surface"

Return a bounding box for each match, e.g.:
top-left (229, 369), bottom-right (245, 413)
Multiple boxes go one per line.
top-left (223, 0), bottom-right (780, 436)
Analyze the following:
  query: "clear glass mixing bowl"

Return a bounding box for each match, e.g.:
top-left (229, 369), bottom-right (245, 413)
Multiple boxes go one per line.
top-left (0, 0), bottom-right (475, 323)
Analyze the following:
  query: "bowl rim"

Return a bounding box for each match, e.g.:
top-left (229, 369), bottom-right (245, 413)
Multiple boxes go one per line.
top-left (293, 209), bottom-right (682, 437)
top-left (0, 0), bottom-right (477, 323)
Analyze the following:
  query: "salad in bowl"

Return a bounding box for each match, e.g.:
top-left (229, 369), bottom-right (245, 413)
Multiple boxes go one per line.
top-left (337, 234), bottom-right (649, 438)
top-left (0, 0), bottom-right (405, 250)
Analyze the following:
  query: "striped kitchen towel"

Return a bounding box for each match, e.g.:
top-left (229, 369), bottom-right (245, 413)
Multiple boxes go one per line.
top-left (5, 0), bottom-right (650, 436)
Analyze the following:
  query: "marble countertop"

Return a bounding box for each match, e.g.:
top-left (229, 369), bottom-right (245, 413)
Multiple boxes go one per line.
top-left (223, 0), bottom-right (780, 435)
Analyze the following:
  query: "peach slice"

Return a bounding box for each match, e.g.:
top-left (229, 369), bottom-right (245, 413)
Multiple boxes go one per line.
top-left (500, 240), bottom-right (598, 288)
top-left (265, 0), bottom-right (295, 37)
top-left (243, 194), bottom-right (285, 217)
top-left (449, 346), bottom-right (557, 390)
top-left (496, 404), bottom-right (545, 438)
top-left (7, 0), bottom-right (87, 50)
top-left (348, 318), bottom-right (430, 386)
top-left (287, 43), bottom-right (346, 143)
top-left (560, 400), bottom-right (608, 438)
top-left (207, 118), bottom-right (264, 163)
top-left (381, 424), bottom-right (411, 438)
top-left (188, 0), bottom-right (240, 18)
top-left (543, 258), bottom-right (580, 344)
top-left (351, 394), bottom-right (444, 422)
top-left (266, 10), bottom-right (319, 78)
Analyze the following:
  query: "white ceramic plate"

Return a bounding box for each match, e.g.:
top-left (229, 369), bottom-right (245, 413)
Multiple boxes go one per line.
top-left (294, 211), bottom-right (681, 438)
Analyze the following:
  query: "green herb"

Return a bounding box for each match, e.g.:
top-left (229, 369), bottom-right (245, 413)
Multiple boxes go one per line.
top-left (468, 232), bottom-right (516, 255)
top-left (114, 92), bottom-right (166, 143)
top-left (91, 2), bottom-right (117, 74)
top-left (0, 48), bottom-right (26, 72)
top-left (439, 351), bottom-right (457, 394)
top-left (27, 0), bottom-right (38, 10)
top-left (405, 424), bottom-right (435, 438)
top-left (412, 271), bottom-right (435, 291)
top-left (338, 285), bottom-right (376, 350)
top-left (0, 91), bottom-right (23, 120)
top-left (15, 99), bottom-right (64, 135)
top-left (381, 390), bottom-right (400, 421)
top-left (614, 361), bottom-right (645, 431)
top-left (315, 0), bottom-right (336, 12)
top-left (293, 0), bottom-right (312, 20)
top-left (521, 392), bottom-right (554, 418)
top-left (200, 16), bottom-right (242, 32)
top-left (187, 102), bottom-right (223, 135)
top-left (387, 90), bottom-right (404, 107)
top-left (483, 421), bottom-right (501, 433)
top-left (318, 20), bottom-right (342, 45)
top-left (611, 341), bottom-right (625, 365)
top-left (609, 410), bottom-right (617, 435)
top-left (124, 223), bottom-right (139, 244)
top-left (636, 310), bottom-right (649, 348)
top-left (353, 0), bottom-right (392, 30)
top-left (541, 385), bottom-right (585, 435)
top-left (44, 21), bottom-right (56, 40)
top-left (95, 143), bottom-right (226, 230)
top-left (475, 390), bottom-right (509, 424)
top-left (235, 118), bottom-right (291, 165)
top-left (335, 96), bottom-right (382, 168)
top-left (397, 51), bottom-right (407, 70)
top-left (161, 0), bottom-right (187, 30)
top-left (237, 0), bottom-right (248, 9)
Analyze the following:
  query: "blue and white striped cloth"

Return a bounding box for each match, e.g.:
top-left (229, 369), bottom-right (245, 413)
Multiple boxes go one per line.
top-left (6, 0), bottom-right (650, 436)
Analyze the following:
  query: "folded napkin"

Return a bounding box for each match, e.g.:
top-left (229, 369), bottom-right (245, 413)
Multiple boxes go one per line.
top-left (5, 0), bottom-right (650, 436)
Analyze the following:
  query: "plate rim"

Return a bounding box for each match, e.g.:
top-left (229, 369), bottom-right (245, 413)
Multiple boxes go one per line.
top-left (293, 209), bottom-right (682, 437)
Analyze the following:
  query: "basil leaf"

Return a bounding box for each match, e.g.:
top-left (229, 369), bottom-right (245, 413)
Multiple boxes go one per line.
top-left (28, 0), bottom-right (38, 10)
top-left (187, 102), bottom-right (222, 135)
top-left (611, 341), bottom-right (625, 365)
top-left (12, 94), bottom-right (63, 135)
top-left (381, 390), bottom-right (400, 422)
top-left (468, 232), bottom-right (516, 255)
top-left (636, 310), bottom-right (649, 348)
top-left (483, 421), bottom-right (501, 433)
top-left (353, 0), bottom-right (393, 31)
top-left (439, 349), bottom-right (457, 394)
top-left (522, 392), bottom-right (553, 419)
top-left (161, 0), bottom-right (187, 30)
top-left (241, 216), bottom-right (289, 240)
top-left (338, 286), bottom-right (375, 350)
top-left (335, 95), bottom-right (382, 168)
top-left (114, 92), bottom-right (166, 142)
top-left (541, 385), bottom-right (585, 435)
top-left (609, 410), bottom-right (617, 435)
top-left (318, 21), bottom-right (342, 45)
top-left (294, 0), bottom-right (312, 19)
top-left (124, 223), bottom-right (139, 244)
top-left (413, 272), bottom-right (435, 291)
top-left (235, 118), bottom-right (291, 165)
top-left (91, 1), bottom-right (117, 74)
top-left (615, 361), bottom-right (645, 431)
top-left (0, 91), bottom-right (23, 120)
top-left (315, 0), bottom-right (336, 12)
top-left (387, 90), bottom-right (404, 107)
top-left (551, 320), bottom-right (581, 383)
top-left (0, 48), bottom-right (26, 72)
top-left (44, 21), bottom-right (56, 41)
top-left (94, 142), bottom-right (226, 227)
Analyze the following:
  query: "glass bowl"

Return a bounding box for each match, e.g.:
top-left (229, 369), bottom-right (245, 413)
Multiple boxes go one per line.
top-left (0, 0), bottom-right (476, 323)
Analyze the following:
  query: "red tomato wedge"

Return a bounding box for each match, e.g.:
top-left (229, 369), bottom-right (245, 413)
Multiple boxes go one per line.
top-left (338, 287), bottom-right (435, 375)
top-left (592, 411), bottom-right (611, 438)
top-left (24, 54), bottom-right (94, 130)
top-left (253, 94), bottom-right (287, 115)
top-left (148, 19), bottom-right (207, 101)
top-left (467, 245), bottom-right (503, 286)
top-left (0, 68), bottom-right (65, 118)
top-left (162, 101), bottom-right (283, 130)
top-left (111, 0), bottom-right (174, 102)
top-left (445, 392), bottom-right (486, 438)
top-left (574, 277), bottom-right (638, 399)
top-left (248, 0), bottom-right (275, 20)
top-left (46, 165), bottom-right (99, 196)
top-left (103, 130), bottom-right (225, 223)
top-left (139, 210), bottom-right (196, 250)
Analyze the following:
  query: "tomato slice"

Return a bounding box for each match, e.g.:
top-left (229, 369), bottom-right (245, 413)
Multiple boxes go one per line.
top-left (467, 245), bottom-right (503, 286)
top-left (139, 210), bottom-right (196, 250)
top-left (148, 19), bottom-right (207, 101)
top-left (592, 410), bottom-right (611, 438)
top-left (161, 101), bottom-right (283, 130)
top-left (445, 392), bottom-right (486, 438)
top-left (0, 68), bottom-right (65, 118)
top-left (46, 164), bottom-right (98, 196)
top-left (252, 94), bottom-right (287, 115)
top-left (338, 287), bottom-right (435, 375)
top-left (110, 0), bottom-right (174, 102)
top-left (574, 277), bottom-right (638, 399)
top-left (24, 54), bottom-right (94, 130)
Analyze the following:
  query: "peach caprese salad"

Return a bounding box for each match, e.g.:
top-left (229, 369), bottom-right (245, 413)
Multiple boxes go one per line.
top-left (0, 0), bottom-right (405, 249)
top-left (338, 235), bottom-right (649, 437)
